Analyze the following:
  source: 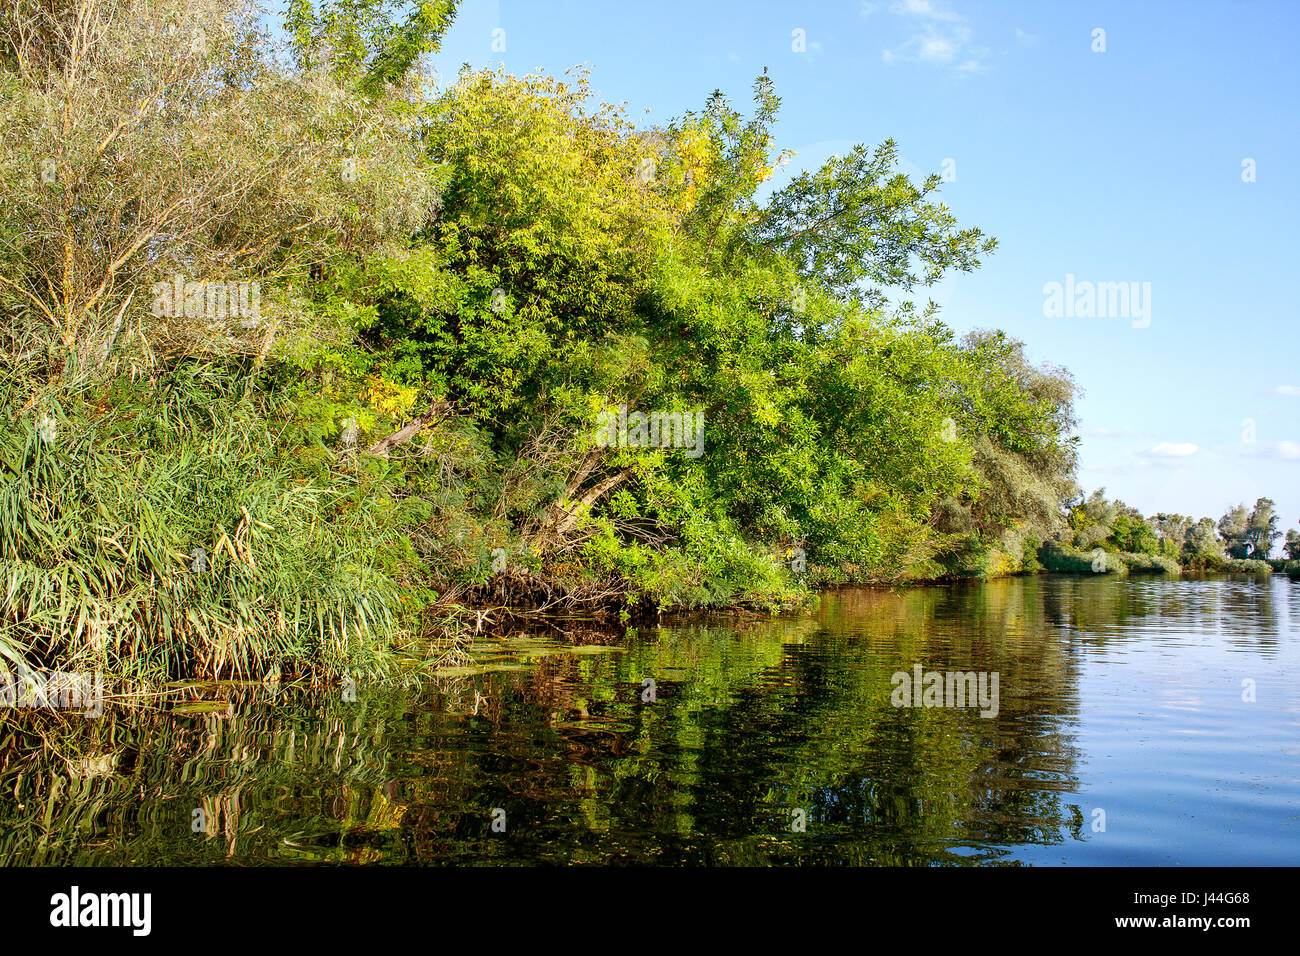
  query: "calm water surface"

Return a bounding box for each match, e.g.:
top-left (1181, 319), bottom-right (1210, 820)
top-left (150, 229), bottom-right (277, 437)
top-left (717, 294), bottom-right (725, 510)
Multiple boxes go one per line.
top-left (2, 575), bottom-right (1297, 865)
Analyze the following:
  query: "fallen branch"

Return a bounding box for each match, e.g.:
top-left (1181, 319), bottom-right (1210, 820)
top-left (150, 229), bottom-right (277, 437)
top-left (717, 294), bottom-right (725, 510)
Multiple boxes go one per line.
top-left (366, 401), bottom-right (452, 457)
top-left (552, 466), bottom-right (636, 536)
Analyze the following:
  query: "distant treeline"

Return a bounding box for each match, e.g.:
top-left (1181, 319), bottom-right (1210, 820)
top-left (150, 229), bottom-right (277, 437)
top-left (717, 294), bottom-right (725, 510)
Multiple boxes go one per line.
top-left (1037, 491), bottom-right (1296, 578)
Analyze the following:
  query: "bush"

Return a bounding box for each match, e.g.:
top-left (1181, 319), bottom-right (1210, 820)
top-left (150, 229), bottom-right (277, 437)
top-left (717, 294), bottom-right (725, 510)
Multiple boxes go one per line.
top-left (0, 364), bottom-right (422, 682)
top-left (1020, 534), bottom-right (1045, 575)
top-left (1182, 554), bottom-right (1273, 575)
top-left (1116, 551), bottom-right (1180, 575)
top-left (1033, 542), bottom-right (1180, 576)
top-left (1038, 541), bottom-right (1120, 575)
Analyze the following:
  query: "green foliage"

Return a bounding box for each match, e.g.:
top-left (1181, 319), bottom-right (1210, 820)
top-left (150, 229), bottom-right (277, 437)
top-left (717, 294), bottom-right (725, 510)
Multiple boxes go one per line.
top-left (1038, 541), bottom-right (1115, 575)
top-left (1218, 504), bottom-right (1251, 558)
top-left (1035, 541), bottom-right (1176, 577)
top-left (286, 0), bottom-right (459, 97)
top-left (0, 365), bottom-right (423, 681)
top-left (1052, 490), bottom-right (1286, 576)
top-left (8, 1), bottom-right (1247, 684)
top-left (1116, 551), bottom-right (1180, 575)
top-left (1065, 488), bottom-right (1119, 550)
top-left (755, 137), bottom-right (997, 308)
top-left (1215, 499), bottom-right (1279, 559)
top-left (1151, 513), bottom-right (1192, 560)
top-left (1108, 512), bottom-right (1160, 555)
top-left (1182, 554), bottom-right (1273, 575)
top-left (343, 64), bottom-right (1077, 595)
top-left (1285, 530), bottom-right (1300, 561)
top-left (1183, 517), bottom-right (1224, 560)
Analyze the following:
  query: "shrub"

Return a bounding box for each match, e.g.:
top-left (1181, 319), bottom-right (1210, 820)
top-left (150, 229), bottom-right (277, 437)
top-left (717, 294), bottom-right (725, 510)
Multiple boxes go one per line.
top-left (1038, 541), bottom-right (1121, 575)
top-left (1182, 554), bottom-right (1273, 575)
top-left (0, 365), bottom-right (421, 682)
top-left (1116, 551), bottom-right (1180, 575)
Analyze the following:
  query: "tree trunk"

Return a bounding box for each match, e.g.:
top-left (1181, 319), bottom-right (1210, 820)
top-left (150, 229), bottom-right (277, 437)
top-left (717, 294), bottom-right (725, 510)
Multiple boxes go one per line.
top-left (366, 401), bottom-right (452, 457)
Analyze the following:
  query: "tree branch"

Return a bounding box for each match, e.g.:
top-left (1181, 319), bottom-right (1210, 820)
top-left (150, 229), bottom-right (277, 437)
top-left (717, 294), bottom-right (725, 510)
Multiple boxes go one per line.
top-left (365, 401), bottom-right (452, 457)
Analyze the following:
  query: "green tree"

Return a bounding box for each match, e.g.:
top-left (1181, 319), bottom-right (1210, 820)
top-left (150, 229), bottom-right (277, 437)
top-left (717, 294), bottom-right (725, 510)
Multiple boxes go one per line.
top-left (0, 0), bottom-right (446, 680)
top-left (1152, 513), bottom-right (1192, 559)
top-left (1218, 504), bottom-right (1252, 558)
top-left (1066, 489), bottom-right (1118, 551)
top-left (1284, 529), bottom-right (1300, 561)
top-left (1244, 497), bottom-right (1281, 558)
top-left (754, 139), bottom-right (997, 310)
top-left (352, 67), bottom-right (1075, 588)
top-left (0, 0), bottom-right (436, 373)
top-left (1109, 509), bottom-right (1159, 555)
top-left (1184, 517), bottom-right (1224, 559)
top-left (285, 0), bottom-right (459, 97)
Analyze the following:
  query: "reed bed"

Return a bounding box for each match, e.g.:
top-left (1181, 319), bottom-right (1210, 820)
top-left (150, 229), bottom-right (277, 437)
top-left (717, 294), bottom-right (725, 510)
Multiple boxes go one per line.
top-left (0, 358), bottom-right (413, 683)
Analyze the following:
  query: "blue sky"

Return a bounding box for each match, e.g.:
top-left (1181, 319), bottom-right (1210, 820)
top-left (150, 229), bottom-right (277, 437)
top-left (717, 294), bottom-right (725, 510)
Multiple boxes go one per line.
top-left (305, 0), bottom-right (1300, 545)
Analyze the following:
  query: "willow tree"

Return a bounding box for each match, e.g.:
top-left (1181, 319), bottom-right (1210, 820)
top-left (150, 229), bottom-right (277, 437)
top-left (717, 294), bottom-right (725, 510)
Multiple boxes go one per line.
top-left (0, 0), bottom-right (441, 377)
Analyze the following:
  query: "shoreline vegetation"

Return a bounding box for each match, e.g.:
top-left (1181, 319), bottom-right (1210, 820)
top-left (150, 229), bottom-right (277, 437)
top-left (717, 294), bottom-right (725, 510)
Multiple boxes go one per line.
top-left (2, 1), bottom-right (1297, 689)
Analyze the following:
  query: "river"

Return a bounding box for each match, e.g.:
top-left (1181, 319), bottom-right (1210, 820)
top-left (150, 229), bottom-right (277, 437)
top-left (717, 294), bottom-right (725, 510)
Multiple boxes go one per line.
top-left (2, 574), bottom-right (1296, 865)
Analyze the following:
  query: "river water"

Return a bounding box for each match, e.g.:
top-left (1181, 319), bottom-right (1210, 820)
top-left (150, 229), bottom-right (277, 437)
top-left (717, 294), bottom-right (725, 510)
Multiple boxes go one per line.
top-left (2, 575), bottom-right (1296, 865)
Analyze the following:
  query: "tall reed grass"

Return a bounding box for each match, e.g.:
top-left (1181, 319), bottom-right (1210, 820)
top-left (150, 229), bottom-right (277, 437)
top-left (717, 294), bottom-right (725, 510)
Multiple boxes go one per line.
top-left (0, 358), bottom-right (417, 682)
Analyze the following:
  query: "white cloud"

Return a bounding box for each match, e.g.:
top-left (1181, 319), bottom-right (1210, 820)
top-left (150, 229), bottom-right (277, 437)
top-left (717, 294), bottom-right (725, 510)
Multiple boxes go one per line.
top-left (1015, 28), bottom-right (1036, 45)
top-left (884, 26), bottom-right (982, 67)
top-left (918, 34), bottom-right (958, 61)
top-left (1275, 385), bottom-right (1300, 397)
top-left (893, 0), bottom-right (961, 21)
top-left (881, 3), bottom-right (987, 72)
top-left (1147, 442), bottom-right (1199, 458)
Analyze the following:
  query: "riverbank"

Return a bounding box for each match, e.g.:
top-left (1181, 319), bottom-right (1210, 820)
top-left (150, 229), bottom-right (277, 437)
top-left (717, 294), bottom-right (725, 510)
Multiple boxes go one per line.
top-left (3, 2), bottom-right (1293, 688)
top-left (2, 561), bottom-right (1289, 710)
